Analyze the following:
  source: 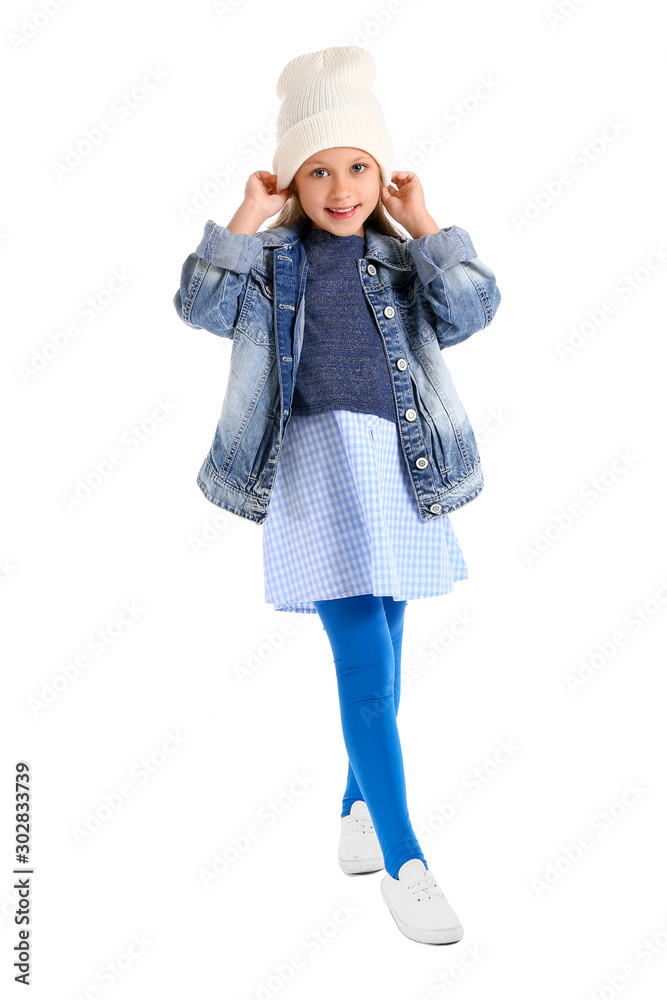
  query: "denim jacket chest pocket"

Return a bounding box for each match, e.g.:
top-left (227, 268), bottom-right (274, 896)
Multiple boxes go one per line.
top-left (236, 267), bottom-right (274, 346)
top-left (391, 278), bottom-right (435, 350)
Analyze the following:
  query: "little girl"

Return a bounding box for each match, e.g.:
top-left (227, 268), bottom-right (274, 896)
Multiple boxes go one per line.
top-left (174, 45), bottom-right (501, 945)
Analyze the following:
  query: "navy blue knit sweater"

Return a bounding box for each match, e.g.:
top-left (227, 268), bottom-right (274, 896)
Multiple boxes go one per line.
top-left (290, 226), bottom-right (397, 425)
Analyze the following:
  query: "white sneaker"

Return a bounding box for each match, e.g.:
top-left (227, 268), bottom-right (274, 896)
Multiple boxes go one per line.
top-left (381, 858), bottom-right (464, 944)
top-left (338, 800), bottom-right (384, 874)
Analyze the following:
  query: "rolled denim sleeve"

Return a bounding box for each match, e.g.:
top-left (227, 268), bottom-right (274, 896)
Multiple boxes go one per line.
top-left (194, 220), bottom-right (264, 273)
top-left (407, 226), bottom-right (501, 349)
top-left (173, 220), bottom-right (264, 338)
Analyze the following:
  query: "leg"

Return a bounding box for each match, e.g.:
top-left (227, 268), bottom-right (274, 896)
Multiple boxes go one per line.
top-left (314, 594), bottom-right (427, 879)
top-left (341, 596), bottom-right (407, 813)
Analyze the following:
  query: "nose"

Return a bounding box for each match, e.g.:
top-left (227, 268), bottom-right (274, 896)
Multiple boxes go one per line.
top-left (329, 174), bottom-right (353, 198)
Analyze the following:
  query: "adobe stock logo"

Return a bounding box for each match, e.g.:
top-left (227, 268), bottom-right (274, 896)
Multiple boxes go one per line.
top-left (530, 781), bottom-right (648, 898)
top-left (51, 66), bottom-right (169, 179)
top-left (8, 0), bottom-right (71, 53)
top-left (554, 246), bottom-right (667, 361)
top-left (60, 397), bottom-right (179, 513)
top-left (521, 448), bottom-right (638, 565)
top-left (511, 117), bottom-right (628, 233)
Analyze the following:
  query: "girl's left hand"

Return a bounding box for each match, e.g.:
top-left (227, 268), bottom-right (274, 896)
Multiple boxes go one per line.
top-left (381, 172), bottom-right (431, 228)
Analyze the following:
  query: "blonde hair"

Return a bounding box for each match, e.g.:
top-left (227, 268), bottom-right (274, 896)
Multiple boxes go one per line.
top-left (265, 158), bottom-right (408, 239)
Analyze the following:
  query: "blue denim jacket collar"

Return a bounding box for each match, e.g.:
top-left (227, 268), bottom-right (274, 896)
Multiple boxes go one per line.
top-left (257, 219), bottom-right (414, 272)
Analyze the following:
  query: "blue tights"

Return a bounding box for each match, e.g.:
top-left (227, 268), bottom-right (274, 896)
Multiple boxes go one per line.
top-left (313, 593), bottom-right (427, 879)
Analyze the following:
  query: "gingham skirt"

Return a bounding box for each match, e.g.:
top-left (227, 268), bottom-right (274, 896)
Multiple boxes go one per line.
top-left (262, 409), bottom-right (468, 614)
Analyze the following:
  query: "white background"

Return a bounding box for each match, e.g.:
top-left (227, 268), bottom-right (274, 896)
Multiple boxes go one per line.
top-left (2, 0), bottom-right (666, 997)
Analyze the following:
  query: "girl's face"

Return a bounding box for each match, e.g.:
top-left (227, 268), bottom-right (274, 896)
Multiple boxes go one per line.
top-left (291, 147), bottom-right (381, 236)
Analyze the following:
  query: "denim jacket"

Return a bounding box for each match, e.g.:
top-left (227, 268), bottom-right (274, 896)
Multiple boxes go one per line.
top-left (173, 218), bottom-right (501, 525)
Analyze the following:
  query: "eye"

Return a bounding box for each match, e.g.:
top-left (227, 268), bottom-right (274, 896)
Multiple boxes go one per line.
top-left (310, 163), bottom-right (369, 178)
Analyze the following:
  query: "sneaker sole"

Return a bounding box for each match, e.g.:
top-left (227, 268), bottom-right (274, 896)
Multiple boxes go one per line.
top-left (380, 882), bottom-right (464, 944)
top-left (339, 854), bottom-right (384, 875)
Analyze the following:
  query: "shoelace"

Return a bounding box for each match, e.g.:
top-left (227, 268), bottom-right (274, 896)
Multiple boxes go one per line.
top-left (350, 816), bottom-right (375, 836)
top-left (408, 873), bottom-right (444, 902)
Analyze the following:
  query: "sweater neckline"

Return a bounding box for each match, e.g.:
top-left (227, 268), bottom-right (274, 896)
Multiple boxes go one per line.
top-left (302, 226), bottom-right (365, 243)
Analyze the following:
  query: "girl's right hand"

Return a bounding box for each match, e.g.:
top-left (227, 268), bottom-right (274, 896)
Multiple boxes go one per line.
top-left (244, 170), bottom-right (290, 219)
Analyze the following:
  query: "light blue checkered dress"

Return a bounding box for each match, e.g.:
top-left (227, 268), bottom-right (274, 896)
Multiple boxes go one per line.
top-left (262, 408), bottom-right (468, 614)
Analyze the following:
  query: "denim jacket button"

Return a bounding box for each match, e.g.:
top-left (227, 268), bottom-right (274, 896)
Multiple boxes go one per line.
top-left (396, 358), bottom-right (407, 371)
top-left (429, 503), bottom-right (442, 514)
top-left (416, 457), bottom-right (429, 469)
top-left (367, 263), bottom-right (376, 275)
top-left (384, 305), bottom-right (395, 319)
top-left (405, 408), bottom-right (417, 421)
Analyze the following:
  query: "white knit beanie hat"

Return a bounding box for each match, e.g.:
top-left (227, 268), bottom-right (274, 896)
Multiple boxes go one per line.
top-left (272, 45), bottom-right (394, 193)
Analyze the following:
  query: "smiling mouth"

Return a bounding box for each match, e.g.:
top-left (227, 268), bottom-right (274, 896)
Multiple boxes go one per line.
top-left (325, 204), bottom-right (360, 219)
